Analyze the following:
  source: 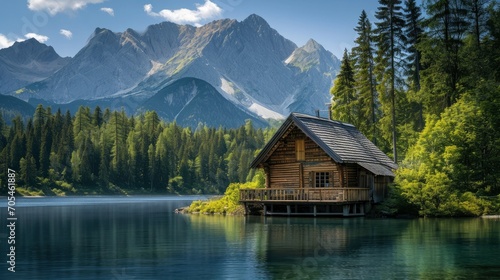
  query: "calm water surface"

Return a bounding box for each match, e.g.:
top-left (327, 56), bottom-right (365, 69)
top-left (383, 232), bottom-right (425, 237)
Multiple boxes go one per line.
top-left (1, 196), bottom-right (499, 279)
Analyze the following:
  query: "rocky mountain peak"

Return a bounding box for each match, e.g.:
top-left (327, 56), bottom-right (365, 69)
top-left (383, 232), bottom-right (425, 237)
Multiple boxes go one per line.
top-left (1, 38), bottom-right (62, 63)
top-left (285, 39), bottom-right (339, 73)
top-left (0, 38), bottom-right (70, 93)
top-left (303, 39), bottom-right (324, 52)
top-left (242, 14), bottom-right (270, 28)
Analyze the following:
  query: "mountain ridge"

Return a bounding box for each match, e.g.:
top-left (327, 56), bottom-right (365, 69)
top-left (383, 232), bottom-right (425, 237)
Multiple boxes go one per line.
top-left (4, 14), bottom-right (340, 127)
top-left (0, 38), bottom-right (70, 94)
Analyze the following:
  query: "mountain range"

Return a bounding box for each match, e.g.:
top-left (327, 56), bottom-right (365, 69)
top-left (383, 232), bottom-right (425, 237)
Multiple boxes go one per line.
top-left (1, 14), bottom-right (340, 128)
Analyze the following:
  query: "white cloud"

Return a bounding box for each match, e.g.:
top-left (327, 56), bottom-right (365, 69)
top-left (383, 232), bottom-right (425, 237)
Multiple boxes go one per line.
top-left (144, 0), bottom-right (222, 25)
top-left (0, 34), bottom-right (16, 49)
top-left (25, 33), bottom-right (49, 43)
top-left (28, 0), bottom-right (104, 15)
top-left (100, 7), bottom-right (114, 16)
top-left (60, 29), bottom-right (73, 39)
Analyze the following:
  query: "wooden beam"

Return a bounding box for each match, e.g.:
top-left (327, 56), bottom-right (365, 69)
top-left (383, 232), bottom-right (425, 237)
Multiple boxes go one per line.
top-left (299, 163), bottom-right (304, 188)
top-left (265, 165), bottom-right (270, 188)
top-left (340, 164), bottom-right (345, 188)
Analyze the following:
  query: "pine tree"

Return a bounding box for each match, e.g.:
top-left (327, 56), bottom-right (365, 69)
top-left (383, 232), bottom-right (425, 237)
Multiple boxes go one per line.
top-left (39, 118), bottom-right (53, 177)
top-left (98, 129), bottom-right (111, 188)
top-left (374, 0), bottom-right (406, 162)
top-left (465, 0), bottom-right (491, 49)
top-left (330, 49), bottom-right (357, 125)
top-left (73, 106), bottom-right (91, 147)
top-left (92, 106), bottom-right (104, 128)
top-left (352, 10), bottom-right (379, 142)
top-left (420, 0), bottom-right (469, 114)
top-left (403, 0), bottom-right (425, 131)
top-left (109, 111), bottom-right (128, 183)
top-left (20, 155), bottom-right (37, 187)
top-left (61, 111), bottom-right (74, 181)
top-left (148, 143), bottom-right (158, 191)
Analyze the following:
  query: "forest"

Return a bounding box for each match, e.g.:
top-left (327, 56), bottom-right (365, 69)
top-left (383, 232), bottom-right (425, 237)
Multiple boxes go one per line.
top-left (331, 0), bottom-right (500, 216)
top-left (0, 106), bottom-right (271, 195)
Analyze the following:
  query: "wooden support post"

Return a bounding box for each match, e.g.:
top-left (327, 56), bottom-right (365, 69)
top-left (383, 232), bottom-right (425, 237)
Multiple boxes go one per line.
top-left (287, 205), bottom-right (291, 216)
top-left (263, 204), bottom-right (267, 216)
top-left (313, 205), bottom-right (317, 217)
top-left (343, 204), bottom-right (350, 216)
top-left (360, 203), bottom-right (364, 215)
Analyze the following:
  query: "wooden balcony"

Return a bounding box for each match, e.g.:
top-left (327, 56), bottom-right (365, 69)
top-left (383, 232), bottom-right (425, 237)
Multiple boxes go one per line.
top-left (239, 188), bottom-right (370, 203)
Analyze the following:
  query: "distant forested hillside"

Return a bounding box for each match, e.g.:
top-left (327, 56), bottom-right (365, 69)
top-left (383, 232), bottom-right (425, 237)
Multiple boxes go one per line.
top-left (0, 105), bottom-right (274, 195)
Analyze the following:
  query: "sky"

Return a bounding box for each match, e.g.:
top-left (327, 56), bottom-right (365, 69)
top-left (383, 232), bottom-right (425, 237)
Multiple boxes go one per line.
top-left (0, 0), bottom-right (400, 59)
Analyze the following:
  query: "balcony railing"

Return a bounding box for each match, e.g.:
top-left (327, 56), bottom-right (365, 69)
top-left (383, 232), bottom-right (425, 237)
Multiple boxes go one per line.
top-left (239, 188), bottom-right (370, 203)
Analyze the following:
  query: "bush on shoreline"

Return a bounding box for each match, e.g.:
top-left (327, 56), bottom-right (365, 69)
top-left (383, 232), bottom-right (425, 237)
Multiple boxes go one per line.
top-left (187, 176), bottom-right (264, 215)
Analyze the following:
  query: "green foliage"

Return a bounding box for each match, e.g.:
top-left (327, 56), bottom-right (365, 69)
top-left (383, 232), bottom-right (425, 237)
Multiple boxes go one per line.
top-left (0, 106), bottom-right (270, 195)
top-left (326, 1), bottom-right (500, 217)
top-left (396, 91), bottom-right (500, 216)
top-left (187, 178), bottom-right (264, 215)
top-left (331, 49), bottom-right (357, 124)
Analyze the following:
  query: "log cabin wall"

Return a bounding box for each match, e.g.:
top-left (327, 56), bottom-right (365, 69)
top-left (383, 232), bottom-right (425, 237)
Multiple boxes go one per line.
top-left (264, 125), bottom-right (358, 189)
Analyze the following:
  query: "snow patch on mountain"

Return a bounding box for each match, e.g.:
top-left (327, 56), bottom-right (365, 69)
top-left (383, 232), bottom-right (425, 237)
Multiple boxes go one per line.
top-left (249, 102), bottom-right (285, 120)
top-left (220, 77), bottom-right (235, 95)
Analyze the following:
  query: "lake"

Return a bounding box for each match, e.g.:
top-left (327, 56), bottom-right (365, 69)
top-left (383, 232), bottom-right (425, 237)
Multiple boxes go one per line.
top-left (1, 196), bottom-right (499, 279)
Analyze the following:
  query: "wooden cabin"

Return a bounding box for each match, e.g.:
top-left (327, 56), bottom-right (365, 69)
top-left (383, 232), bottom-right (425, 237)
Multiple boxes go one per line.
top-left (240, 113), bottom-right (397, 216)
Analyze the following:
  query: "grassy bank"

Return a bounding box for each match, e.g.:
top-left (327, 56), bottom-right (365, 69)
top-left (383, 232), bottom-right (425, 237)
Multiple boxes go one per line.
top-left (186, 181), bottom-right (263, 215)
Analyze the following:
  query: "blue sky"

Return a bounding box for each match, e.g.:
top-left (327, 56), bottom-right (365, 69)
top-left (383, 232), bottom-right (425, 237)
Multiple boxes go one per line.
top-left (0, 0), bottom-right (401, 59)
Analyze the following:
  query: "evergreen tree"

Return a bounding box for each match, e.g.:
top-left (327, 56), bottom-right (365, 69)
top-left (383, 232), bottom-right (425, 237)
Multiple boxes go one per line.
top-left (109, 110), bottom-right (130, 184)
top-left (98, 130), bottom-right (111, 188)
top-left (330, 49), bottom-right (357, 125)
top-left (402, 0), bottom-right (425, 131)
top-left (92, 106), bottom-right (104, 128)
top-left (61, 111), bottom-right (74, 181)
top-left (352, 10), bottom-right (379, 142)
top-left (20, 155), bottom-right (37, 187)
top-left (375, 0), bottom-right (406, 162)
top-left (0, 113), bottom-right (6, 150)
top-left (39, 117), bottom-right (53, 177)
top-left (73, 106), bottom-right (91, 148)
top-left (464, 0), bottom-right (491, 49)
top-left (420, 0), bottom-right (469, 114)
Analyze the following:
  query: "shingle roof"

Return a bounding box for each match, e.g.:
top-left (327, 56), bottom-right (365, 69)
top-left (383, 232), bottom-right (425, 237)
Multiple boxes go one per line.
top-left (251, 113), bottom-right (397, 176)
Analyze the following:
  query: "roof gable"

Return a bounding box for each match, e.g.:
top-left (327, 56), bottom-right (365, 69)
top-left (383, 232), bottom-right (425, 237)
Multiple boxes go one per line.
top-left (251, 113), bottom-right (397, 174)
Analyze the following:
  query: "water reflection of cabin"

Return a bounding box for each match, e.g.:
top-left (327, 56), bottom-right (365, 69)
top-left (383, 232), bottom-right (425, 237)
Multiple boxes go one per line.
top-left (240, 113), bottom-right (397, 216)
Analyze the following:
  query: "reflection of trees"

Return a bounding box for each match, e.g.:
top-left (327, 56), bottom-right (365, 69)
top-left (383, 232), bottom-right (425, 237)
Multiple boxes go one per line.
top-left (186, 214), bottom-right (249, 243)
top-left (253, 218), bottom-right (415, 279)
top-left (396, 218), bottom-right (500, 279)
top-left (15, 203), bottom-right (500, 279)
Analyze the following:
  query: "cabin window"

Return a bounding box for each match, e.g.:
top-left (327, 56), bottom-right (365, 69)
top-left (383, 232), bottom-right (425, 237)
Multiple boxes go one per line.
top-left (315, 172), bottom-right (330, 188)
top-left (296, 139), bottom-right (305, 161)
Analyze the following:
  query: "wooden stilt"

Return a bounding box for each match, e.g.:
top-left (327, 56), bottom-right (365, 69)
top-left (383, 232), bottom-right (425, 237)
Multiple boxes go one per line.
top-left (343, 205), bottom-right (350, 216)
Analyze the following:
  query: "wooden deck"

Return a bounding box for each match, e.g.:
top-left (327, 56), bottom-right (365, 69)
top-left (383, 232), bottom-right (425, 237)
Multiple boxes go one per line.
top-left (239, 188), bottom-right (370, 203)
